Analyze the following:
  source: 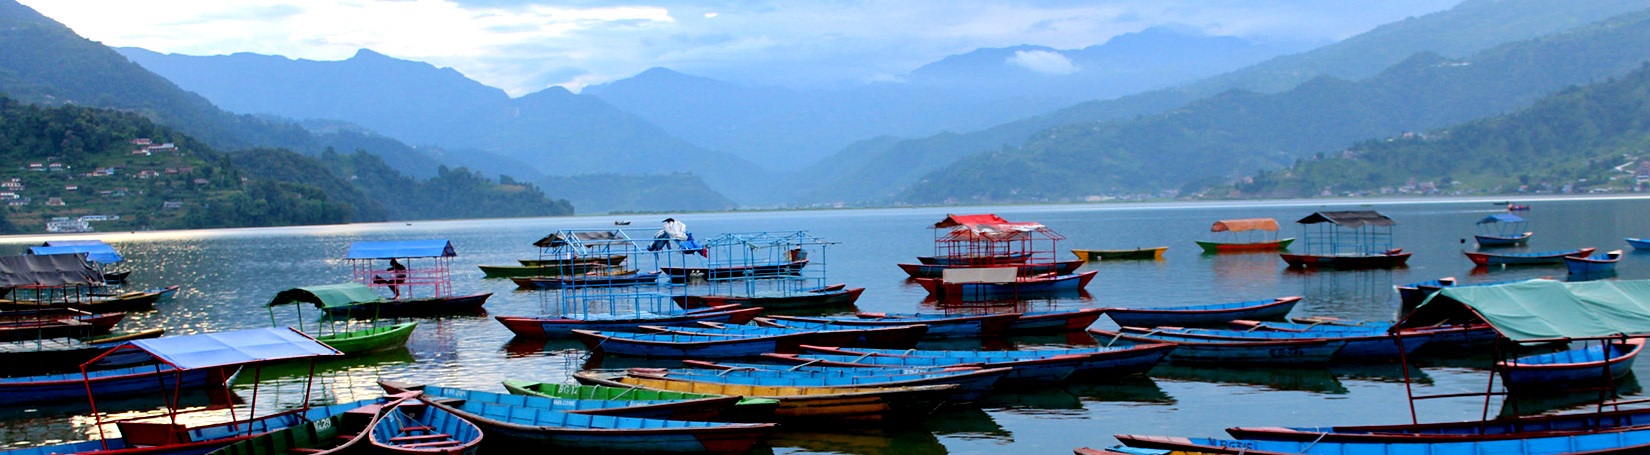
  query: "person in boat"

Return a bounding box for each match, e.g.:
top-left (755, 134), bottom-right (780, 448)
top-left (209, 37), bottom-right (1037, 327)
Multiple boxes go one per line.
top-left (376, 258), bottom-right (408, 298)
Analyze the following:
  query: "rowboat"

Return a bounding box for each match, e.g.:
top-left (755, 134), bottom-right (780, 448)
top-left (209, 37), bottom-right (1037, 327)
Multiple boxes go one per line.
top-left (501, 381), bottom-right (781, 422)
top-left (512, 272), bottom-right (663, 289)
top-left (1226, 406), bottom-right (1650, 443)
top-left (495, 304), bottom-right (763, 338)
top-left (896, 260), bottom-right (1084, 279)
top-left (268, 285), bottom-right (419, 354)
top-left (626, 366), bottom-right (1012, 402)
top-left (1228, 320), bottom-right (1499, 351)
top-left (1088, 328), bottom-right (1347, 365)
top-left (1113, 430), bottom-right (1650, 455)
top-left (1195, 238), bottom-right (1294, 253)
top-left (369, 395), bottom-right (483, 455)
top-left (762, 313), bottom-right (1019, 338)
top-left (0, 288), bottom-right (166, 312)
top-left (385, 381), bottom-right (754, 424)
top-left (0, 328), bottom-right (165, 374)
top-left (1464, 247), bottom-right (1595, 266)
top-left (1508, 203), bottom-right (1531, 211)
top-left (660, 259), bottom-right (809, 283)
top-left (644, 321), bottom-right (928, 349)
top-left (786, 344), bottom-right (1175, 380)
top-left (1280, 250), bottom-right (1411, 269)
top-left (1499, 338), bottom-right (1644, 391)
top-left (782, 346), bottom-right (1098, 385)
top-left (912, 270), bottom-right (1097, 301)
top-left (7, 398), bottom-right (400, 455)
top-left (1629, 238), bottom-right (1650, 250)
top-left (0, 309), bottom-right (122, 342)
top-left (1474, 213), bottom-right (1533, 247)
top-left (916, 253), bottom-right (1032, 266)
top-left (1565, 249), bottom-right (1624, 275)
top-left (519, 254), bottom-right (629, 268)
top-left (318, 293), bottom-right (492, 317)
top-left (1116, 326), bottom-right (1429, 361)
top-left (573, 370), bottom-right (957, 422)
top-left (1070, 247), bottom-right (1168, 261)
top-left (572, 330), bottom-right (814, 358)
top-left (0, 363), bottom-right (231, 406)
top-left (315, 322), bottom-right (418, 354)
top-left (673, 285), bottom-right (864, 310)
top-left (1100, 297), bottom-right (1300, 328)
top-left (207, 393), bottom-right (414, 455)
top-left (858, 308), bottom-right (1105, 334)
top-left (1477, 231), bottom-right (1534, 247)
top-left (1196, 218), bottom-right (1293, 253)
top-left (480, 261), bottom-right (616, 278)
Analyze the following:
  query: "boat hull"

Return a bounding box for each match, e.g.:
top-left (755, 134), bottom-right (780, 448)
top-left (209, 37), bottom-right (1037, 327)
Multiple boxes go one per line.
top-left (573, 372), bottom-right (954, 423)
top-left (1465, 248), bottom-right (1595, 266)
top-left (896, 260), bottom-right (1083, 279)
top-left (674, 286), bottom-right (863, 310)
top-left (1476, 232), bottom-right (1533, 247)
top-left (316, 322), bottom-right (417, 354)
top-left (319, 293), bottom-right (491, 317)
top-left (660, 260), bottom-right (809, 283)
top-left (1088, 329), bottom-right (1346, 365)
top-left (1280, 252), bottom-right (1410, 269)
top-left (1071, 247), bottom-right (1167, 261)
top-left (914, 271), bottom-right (1096, 302)
top-left (497, 306), bottom-right (761, 338)
top-left (1499, 339), bottom-right (1643, 391)
top-left (0, 365), bottom-right (231, 406)
top-left (1565, 251), bottom-right (1623, 275)
top-left (480, 262), bottom-right (613, 278)
top-left (769, 313), bottom-right (1020, 338)
top-left (1102, 297), bottom-right (1300, 328)
top-left (1195, 238), bottom-right (1295, 253)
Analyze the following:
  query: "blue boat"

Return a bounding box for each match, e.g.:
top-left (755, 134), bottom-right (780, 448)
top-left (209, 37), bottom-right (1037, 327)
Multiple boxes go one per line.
top-left (512, 272), bottom-right (664, 289)
top-left (1228, 405), bottom-right (1650, 442)
top-left (1118, 326), bottom-right (1429, 361)
top-left (1089, 328), bottom-right (1346, 365)
top-left (398, 385), bottom-right (776, 453)
top-left (1230, 320), bottom-right (1499, 350)
top-left (648, 322), bottom-right (927, 349)
top-left (1565, 249), bottom-right (1623, 275)
top-left (1111, 430), bottom-right (1650, 455)
top-left (386, 383), bottom-right (749, 421)
top-left (496, 305), bottom-right (762, 338)
top-left (1499, 338), bottom-right (1644, 392)
top-left (369, 396), bottom-right (483, 455)
top-left (628, 366), bottom-right (1012, 402)
top-left (572, 330), bottom-right (804, 358)
top-left (911, 270), bottom-right (1097, 301)
top-left (1100, 297), bottom-right (1300, 328)
top-left (0, 364), bottom-right (228, 406)
top-left (2, 398), bottom-right (385, 455)
top-left (1474, 214), bottom-right (1533, 247)
top-left (856, 308), bottom-right (1106, 334)
top-left (1628, 238), bottom-right (1650, 250)
top-left (788, 344), bottom-right (1174, 379)
top-left (762, 313), bottom-right (1020, 338)
top-left (770, 348), bottom-right (1098, 385)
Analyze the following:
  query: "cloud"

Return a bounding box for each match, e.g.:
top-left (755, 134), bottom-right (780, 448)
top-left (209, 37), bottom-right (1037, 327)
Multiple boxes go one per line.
top-left (1007, 50), bottom-right (1077, 75)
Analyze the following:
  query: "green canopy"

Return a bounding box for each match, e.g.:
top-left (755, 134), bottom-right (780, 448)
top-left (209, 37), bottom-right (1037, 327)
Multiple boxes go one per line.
top-left (268, 283), bottom-right (383, 309)
top-left (1395, 279), bottom-right (1650, 341)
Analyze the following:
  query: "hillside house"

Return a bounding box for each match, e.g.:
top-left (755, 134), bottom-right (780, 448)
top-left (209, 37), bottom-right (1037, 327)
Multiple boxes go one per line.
top-left (48, 163), bottom-right (64, 172)
top-left (192, 178), bottom-right (209, 185)
top-left (64, 185), bottom-right (77, 191)
top-left (146, 143), bottom-right (178, 152)
top-left (161, 201), bottom-right (182, 209)
top-left (27, 163), bottom-right (43, 171)
top-left (131, 149), bottom-right (151, 156)
top-left (44, 197), bottom-right (64, 206)
top-left (130, 138), bottom-right (152, 145)
top-left (7, 198), bottom-right (28, 206)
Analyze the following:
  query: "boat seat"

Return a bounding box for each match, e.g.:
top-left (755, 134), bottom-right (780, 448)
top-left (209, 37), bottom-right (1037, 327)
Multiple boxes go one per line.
top-left (389, 433), bottom-right (451, 442)
top-left (399, 426), bottom-right (435, 433)
top-left (401, 440), bottom-right (464, 448)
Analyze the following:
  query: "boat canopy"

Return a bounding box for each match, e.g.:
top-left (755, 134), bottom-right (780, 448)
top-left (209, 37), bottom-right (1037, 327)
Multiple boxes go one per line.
top-left (0, 253), bottom-right (104, 287)
top-left (933, 214), bottom-right (1045, 231)
top-left (345, 240), bottom-right (456, 259)
top-left (88, 327), bottom-right (342, 370)
top-left (28, 244), bottom-right (123, 263)
top-left (1210, 218), bottom-right (1279, 232)
top-left (1395, 279), bottom-right (1650, 341)
top-left (1476, 214), bottom-right (1526, 224)
top-left (1295, 211), bottom-right (1398, 228)
top-left (534, 230), bottom-right (626, 248)
top-left (268, 283), bottom-right (382, 308)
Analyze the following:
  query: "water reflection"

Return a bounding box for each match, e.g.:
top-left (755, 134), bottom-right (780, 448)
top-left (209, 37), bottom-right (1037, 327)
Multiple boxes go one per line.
top-left (1065, 376), bottom-right (1175, 405)
top-left (923, 406), bottom-right (1010, 441)
top-left (1498, 372), bottom-right (1643, 418)
top-left (1150, 363), bottom-right (1348, 394)
top-left (768, 427), bottom-right (946, 455)
top-left (1292, 268), bottom-right (1401, 322)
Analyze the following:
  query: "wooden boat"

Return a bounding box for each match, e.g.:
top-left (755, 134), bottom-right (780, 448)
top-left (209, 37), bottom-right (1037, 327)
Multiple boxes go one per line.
top-left (384, 381), bottom-right (753, 423)
top-left (896, 259), bottom-right (1084, 279)
top-left (913, 270), bottom-right (1097, 301)
top-left (1070, 247), bottom-right (1168, 261)
top-left (1114, 430), bottom-right (1650, 455)
top-left (1474, 213), bottom-right (1533, 247)
top-left (480, 261), bottom-right (615, 278)
top-left (1225, 406), bottom-right (1650, 443)
top-left (673, 285), bottom-right (863, 310)
top-left (781, 347), bottom-right (1096, 385)
top-left (658, 321), bottom-right (927, 349)
top-left (1628, 238), bottom-right (1650, 250)
top-left (206, 394), bottom-right (414, 455)
top-left (763, 313), bottom-right (1019, 338)
top-left (573, 370), bottom-right (958, 422)
top-left (1477, 231), bottom-right (1534, 247)
top-left (573, 329), bottom-right (824, 358)
top-left (0, 288), bottom-right (166, 312)
top-left (19, 400), bottom-right (389, 455)
top-left (501, 380), bottom-right (781, 422)
top-left (496, 304), bottom-right (763, 338)
top-left (1508, 203), bottom-right (1531, 211)
top-left (369, 395), bottom-right (483, 455)
top-left (660, 259), bottom-right (809, 283)
top-left (1500, 338), bottom-right (1644, 391)
top-left (512, 271), bottom-right (663, 289)
top-left (0, 309), bottom-right (122, 342)
top-left (1465, 247), bottom-right (1595, 266)
top-left (916, 253), bottom-right (1032, 266)
top-left (1196, 218), bottom-right (1293, 253)
top-left (626, 366), bottom-right (1012, 402)
top-left (1280, 249), bottom-right (1411, 269)
top-left (518, 254), bottom-right (628, 267)
top-left (0, 328), bottom-right (166, 374)
top-left (1195, 238), bottom-right (1294, 253)
top-left (1234, 320), bottom-right (1499, 351)
top-left (1088, 328), bottom-right (1347, 365)
top-left (324, 293), bottom-right (492, 317)
top-left (859, 308), bottom-right (1105, 334)
top-left (0, 363), bottom-right (231, 406)
top-left (1100, 296), bottom-right (1300, 328)
top-left (316, 321), bottom-right (418, 355)
top-left (1566, 250), bottom-right (1624, 275)
top-left (785, 344), bottom-right (1176, 380)
top-left (1116, 326), bottom-right (1430, 361)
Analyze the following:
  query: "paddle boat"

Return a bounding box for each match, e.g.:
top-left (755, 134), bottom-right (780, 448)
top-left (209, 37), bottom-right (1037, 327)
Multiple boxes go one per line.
top-left (1565, 249), bottom-right (1623, 275)
top-left (500, 380), bottom-right (780, 422)
top-left (1279, 211), bottom-right (1411, 269)
top-left (1071, 247), bottom-right (1168, 261)
top-left (268, 284), bottom-right (417, 355)
top-left (573, 370), bottom-right (958, 422)
top-left (858, 308), bottom-right (1105, 334)
top-left (624, 366), bottom-right (1012, 402)
top-left (1100, 297), bottom-right (1300, 328)
top-left (1088, 328), bottom-right (1348, 365)
top-left (787, 344), bottom-right (1175, 380)
top-left (761, 313), bottom-right (1020, 338)
top-left (369, 394), bottom-right (483, 455)
top-left (495, 304), bottom-right (763, 338)
top-left (340, 240), bottom-right (492, 316)
top-left (912, 268), bottom-right (1096, 302)
top-left (1628, 238), bottom-right (1650, 250)
top-left (673, 285), bottom-right (864, 310)
top-left (1464, 247), bottom-right (1595, 266)
top-left (1474, 213), bottom-right (1533, 247)
top-left (1499, 338), bottom-right (1645, 392)
top-left (1195, 218), bottom-right (1294, 253)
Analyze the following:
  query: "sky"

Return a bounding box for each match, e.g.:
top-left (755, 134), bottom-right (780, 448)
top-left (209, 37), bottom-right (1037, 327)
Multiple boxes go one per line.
top-left (21, 0), bottom-right (1463, 96)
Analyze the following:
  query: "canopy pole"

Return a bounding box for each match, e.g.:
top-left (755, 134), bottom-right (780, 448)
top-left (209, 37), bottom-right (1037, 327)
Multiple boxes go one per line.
top-left (83, 363), bottom-right (107, 450)
top-left (1396, 331), bottom-right (1418, 425)
top-left (1481, 336), bottom-right (1501, 427)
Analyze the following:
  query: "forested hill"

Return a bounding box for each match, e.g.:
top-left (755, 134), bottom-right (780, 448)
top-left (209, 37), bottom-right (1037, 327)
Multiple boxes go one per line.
top-left (232, 149), bottom-right (574, 221)
top-left (1231, 63), bottom-right (1650, 197)
top-left (901, 7), bottom-right (1650, 204)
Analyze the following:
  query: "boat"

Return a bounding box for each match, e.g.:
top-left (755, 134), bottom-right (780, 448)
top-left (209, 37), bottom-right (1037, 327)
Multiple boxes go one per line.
top-left (1628, 238), bottom-right (1650, 250)
top-left (206, 393), bottom-right (415, 455)
top-left (1071, 247), bottom-right (1168, 261)
top-left (1474, 213), bottom-right (1533, 247)
top-left (479, 234), bottom-right (632, 277)
top-left (479, 261), bottom-right (618, 278)
top-left (29, 240), bottom-right (130, 285)
top-left (511, 271), bottom-right (663, 289)
top-left (368, 394), bottom-right (483, 455)
top-left (659, 259), bottom-right (809, 283)
top-left (614, 220), bottom-right (631, 226)
top-left (1464, 247), bottom-right (1595, 266)
top-left (1565, 249), bottom-right (1624, 275)
top-left (1195, 218), bottom-right (1294, 253)
top-left (1228, 320), bottom-right (1498, 351)
top-left (762, 312), bottom-right (1020, 338)
top-left (785, 343), bottom-right (1175, 380)
top-left (391, 383), bottom-right (775, 454)
top-left (673, 284), bottom-right (864, 310)
top-left (859, 308), bottom-right (1105, 334)
top-left (0, 363), bottom-right (232, 406)
top-left (572, 329), bottom-right (821, 358)
top-left (625, 366), bottom-right (1012, 402)
top-left (573, 370), bottom-right (958, 422)
top-left (1225, 405), bottom-right (1650, 443)
top-left (1508, 203), bottom-right (1531, 211)
top-left (643, 321), bottom-right (928, 349)
top-left (268, 284), bottom-right (418, 354)
top-left (1088, 328), bottom-right (1348, 365)
top-left (1279, 211), bottom-right (1411, 269)
top-left (496, 304), bottom-right (763, 338)
top-left (384, 381), bottom-right (756, 423)
top-left (1111, 430), bottom-right (1650, 455)
top-left (500, 380), bottom-right (781, 422)
top-left (913, 269), bottom-right (1097, 301)
top-left (768, 349), bottom-right (1087, 385)
top-left (1100, 297), bottom-right (1300, 328)
top-left (0, 328), bottom-right (166, 374)
top-left (1499, 338), bottom-right (1644, 391)
top-left (1115, 326), bottom-right (1431, 361)
top-left (897, 260), bottom-right (1084, 279)
top-left (341, 239), bottom-right (492, 315)
top-left (0, 288), bottom-right (166, 312)
top-left (0, 308), bottom-right (122, 342)
top-left (915, 253), bottom-right (1032, 266)
top-left (518, 254), bottom-right (628, 268)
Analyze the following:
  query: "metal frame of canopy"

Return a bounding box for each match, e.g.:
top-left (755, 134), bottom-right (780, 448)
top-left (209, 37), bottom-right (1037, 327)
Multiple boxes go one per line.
top-left (0, 251), bottom-right (106, 307)
top-left (930, 213), bottom-right (1066, 270)
top-left (698, 231), bottom-right (835, 299)
top-left (1298, 211), bottom-right (1397, 256)
top-left (267, 283), bottom-right (394, 339)
top-left (540, 229), bottom-right (692, 319)
top-left (1389, 279), bottom-right (1650, 426)
top-left (1475, 213), bottom-right (1530, 237)
top-left (344, 240), bottom-right (456, 299)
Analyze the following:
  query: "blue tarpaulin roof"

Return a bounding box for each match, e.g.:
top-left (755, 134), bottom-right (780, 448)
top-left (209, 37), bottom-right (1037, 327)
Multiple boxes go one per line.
top-left (344, 240), bottom-right (456, 259)
top-left (29, 244), bottom-right (123, 263)
top-left (1477, 214), bottom-right (1527, 224)
top-left (113, 327), bottom-right (341, 370)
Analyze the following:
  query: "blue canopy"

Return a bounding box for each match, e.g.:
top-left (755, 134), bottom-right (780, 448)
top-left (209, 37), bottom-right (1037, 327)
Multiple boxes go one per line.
top-left (29, 244), bottom-right (123, 264)
top-left (107, 327), bottom-right (341, 370)
top-left (344, 240), bottom-right (456, 259)
top-left (1477, 214), bottom-right (1526, 224)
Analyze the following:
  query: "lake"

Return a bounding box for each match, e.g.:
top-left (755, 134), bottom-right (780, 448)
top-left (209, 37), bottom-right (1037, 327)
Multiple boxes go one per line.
top-left (3, 196), bottom-right (1648, 453)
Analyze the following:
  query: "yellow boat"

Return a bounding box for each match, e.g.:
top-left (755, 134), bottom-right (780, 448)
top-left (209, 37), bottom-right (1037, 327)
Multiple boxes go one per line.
top-left (1071, 246), bottom-right (1168, 261)
top-left (573, 371), bottom-right (956, 422)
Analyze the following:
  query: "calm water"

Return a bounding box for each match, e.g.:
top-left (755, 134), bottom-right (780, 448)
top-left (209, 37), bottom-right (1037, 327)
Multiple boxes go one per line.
top-left (3, 196), bottom-right (1650, 453)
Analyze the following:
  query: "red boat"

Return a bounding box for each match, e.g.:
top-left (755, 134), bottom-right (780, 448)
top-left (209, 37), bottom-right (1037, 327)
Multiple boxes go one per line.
top-left (673, 284), bottom-right (864, 310)
top-left (1279, 211), bottom-right (1411, 269)
top-left (1280, 249), bottom-right (1411, 269)
top-left (913, 270), bottom-right (1096, 302)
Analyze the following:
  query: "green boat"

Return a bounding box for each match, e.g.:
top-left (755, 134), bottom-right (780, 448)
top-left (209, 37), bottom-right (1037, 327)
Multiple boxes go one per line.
top-left (502, 380), bottom-right (780, 421)
top-left (207, 393), bottom-right (414, 455)
top-left (268, 284), bottom-right (417, 354)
